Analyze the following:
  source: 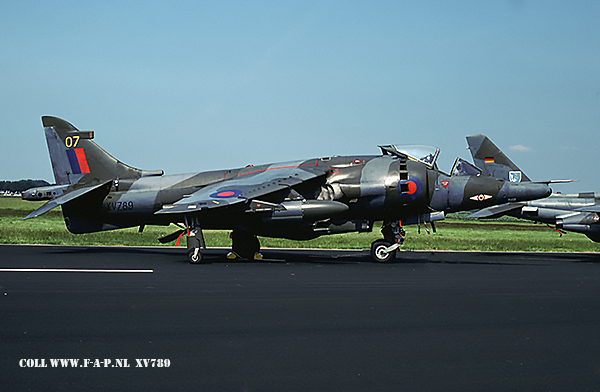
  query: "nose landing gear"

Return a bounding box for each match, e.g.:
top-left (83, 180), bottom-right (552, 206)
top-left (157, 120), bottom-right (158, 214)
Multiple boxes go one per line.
top-left (370, 220), bottom-right (405, 262)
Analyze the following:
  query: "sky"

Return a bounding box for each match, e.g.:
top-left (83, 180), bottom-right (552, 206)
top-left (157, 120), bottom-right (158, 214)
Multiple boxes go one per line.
top-left (1, 1), bottom-right (599, 192)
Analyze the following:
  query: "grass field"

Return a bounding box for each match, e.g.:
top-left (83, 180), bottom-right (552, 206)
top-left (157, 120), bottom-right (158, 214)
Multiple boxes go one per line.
top-left (2, 197), bottom-right (599, 252)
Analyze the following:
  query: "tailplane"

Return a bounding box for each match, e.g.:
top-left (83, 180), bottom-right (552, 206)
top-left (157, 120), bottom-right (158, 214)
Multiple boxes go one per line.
top-left (42, 116), bottom-right (162, 185)
top-left (466, 134), bottom-right (530, 183)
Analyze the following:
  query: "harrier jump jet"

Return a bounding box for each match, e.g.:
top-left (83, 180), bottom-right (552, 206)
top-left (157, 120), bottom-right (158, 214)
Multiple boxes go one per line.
top-left (23, 117), bottom-right (552, 263)
top-left (465, 135), bottom-right (597, 242)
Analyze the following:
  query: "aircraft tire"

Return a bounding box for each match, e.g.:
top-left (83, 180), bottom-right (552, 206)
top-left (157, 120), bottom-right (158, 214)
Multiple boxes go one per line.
top-left (370, 240), bottom-right (396, 263)
top-left (188, 247), bottom-right (202, 264)
top-left (187, 234), bottom-right (203, 264)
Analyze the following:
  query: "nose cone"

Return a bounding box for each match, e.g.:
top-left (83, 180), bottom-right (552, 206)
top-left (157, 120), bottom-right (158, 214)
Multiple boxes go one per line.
top-left (506, 182), bottom-right (551, 202)
top-left (22, 188), bottom-right (36, 201)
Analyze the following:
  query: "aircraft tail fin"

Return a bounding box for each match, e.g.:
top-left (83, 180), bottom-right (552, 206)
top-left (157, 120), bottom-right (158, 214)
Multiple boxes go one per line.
top-left (42, 116), bottom-right (163, 185)
top-left (466, 134), bottom-right (531, 183)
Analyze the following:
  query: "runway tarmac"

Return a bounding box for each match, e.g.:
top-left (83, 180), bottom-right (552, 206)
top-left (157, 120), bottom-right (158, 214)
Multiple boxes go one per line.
top-left (2, 244), bottom-right (600, 391)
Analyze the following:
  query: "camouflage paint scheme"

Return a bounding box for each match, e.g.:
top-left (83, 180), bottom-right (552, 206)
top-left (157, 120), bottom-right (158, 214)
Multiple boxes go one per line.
top-left (23, 117), bottom-right (551, 262)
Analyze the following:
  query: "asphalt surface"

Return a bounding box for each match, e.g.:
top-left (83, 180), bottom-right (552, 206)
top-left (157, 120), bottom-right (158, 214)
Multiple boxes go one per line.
top-left (1, 244), bottom-right (600, 391)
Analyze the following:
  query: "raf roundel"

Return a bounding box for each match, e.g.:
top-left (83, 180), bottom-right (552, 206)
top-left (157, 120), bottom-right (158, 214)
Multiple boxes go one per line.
top-left (397, 176), bottom-right (423, 201)
top-left (210, 189), bottom-right (242, 199)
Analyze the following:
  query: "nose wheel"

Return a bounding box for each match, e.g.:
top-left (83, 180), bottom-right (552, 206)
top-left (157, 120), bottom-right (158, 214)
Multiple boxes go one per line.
top-left (370, 240), bottom-right (398, 262)
top-left (370, 220), bottom-right (405, 262)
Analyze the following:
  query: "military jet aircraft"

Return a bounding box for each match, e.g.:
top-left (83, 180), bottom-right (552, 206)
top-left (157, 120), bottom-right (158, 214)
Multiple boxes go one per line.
top-left (465, 135), bottom-right (598, 242)
top-left (23, 117), bottom-right (552, 263)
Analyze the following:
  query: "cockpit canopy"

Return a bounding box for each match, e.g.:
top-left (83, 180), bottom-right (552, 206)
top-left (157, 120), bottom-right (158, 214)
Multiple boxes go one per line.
top-left (379, 145), bottom-right (440, 169)
top-left (451, 157), bottom-right (483, 177)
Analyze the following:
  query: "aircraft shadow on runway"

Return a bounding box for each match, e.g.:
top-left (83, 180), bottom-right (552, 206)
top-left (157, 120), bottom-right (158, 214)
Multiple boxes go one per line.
top-left (38, 245), bottom-right (600, 266)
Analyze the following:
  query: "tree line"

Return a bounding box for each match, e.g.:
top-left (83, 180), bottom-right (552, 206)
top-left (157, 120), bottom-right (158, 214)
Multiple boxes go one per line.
top-left (0, 180), bottom-right (50, 192)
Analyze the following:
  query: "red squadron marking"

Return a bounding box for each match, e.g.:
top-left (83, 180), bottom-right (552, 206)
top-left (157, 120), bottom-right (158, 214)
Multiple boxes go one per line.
top-left (74, 148), bottom-right (90, 174)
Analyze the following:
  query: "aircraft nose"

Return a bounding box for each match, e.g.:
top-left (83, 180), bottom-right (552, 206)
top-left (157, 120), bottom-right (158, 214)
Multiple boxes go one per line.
top-left (507, 182), bottom-right (551, 202)
top-left (22, 188), bottom-right (35, 201)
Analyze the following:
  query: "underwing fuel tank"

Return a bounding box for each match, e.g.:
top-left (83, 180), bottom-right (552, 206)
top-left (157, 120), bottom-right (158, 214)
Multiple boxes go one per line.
top-left (556, 212), bottom-right (600, 241)
top-left (254, 200), bottom-right (349, 222)
top-left (557, 221), bottom-right (600, 242)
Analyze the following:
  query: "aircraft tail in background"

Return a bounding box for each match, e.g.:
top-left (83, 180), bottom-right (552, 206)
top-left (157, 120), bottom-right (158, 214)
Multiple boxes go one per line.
top-left (466, 134), bottom-right (530, 183)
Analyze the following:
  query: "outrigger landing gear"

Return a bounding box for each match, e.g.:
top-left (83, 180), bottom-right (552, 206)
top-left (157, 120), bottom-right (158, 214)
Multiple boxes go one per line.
top-left (370, 220), bottom-right (405, 263)
top-left (185, 216), bottom-right (206, 264)
top-left (227, 229), bottom-right (263, 260)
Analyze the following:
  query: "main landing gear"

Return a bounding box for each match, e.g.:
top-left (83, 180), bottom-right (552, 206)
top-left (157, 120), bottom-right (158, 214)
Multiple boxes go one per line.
top-left (180, 217), bottom-right (401, 263)
top-left (181, 217), bottom-right (262, 263)
top-left (227, 230), bottom-right (263, 261)
top-left (370, 220), bottom-right (405, 263)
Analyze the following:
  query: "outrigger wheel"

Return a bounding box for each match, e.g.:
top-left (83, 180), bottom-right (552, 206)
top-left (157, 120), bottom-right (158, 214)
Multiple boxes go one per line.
top-left (186, 227), bottom-right (206, 264)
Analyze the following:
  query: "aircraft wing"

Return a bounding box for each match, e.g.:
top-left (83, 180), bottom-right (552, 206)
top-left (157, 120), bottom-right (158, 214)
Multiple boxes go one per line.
top-left (23, 180), bottom-right (112, 220)
top-left (466, 202), bottom-right (525, 219)
top-left (574, 204), bottom-right (600, 213)
top-left (155, 165), bottom-right (328, 215)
